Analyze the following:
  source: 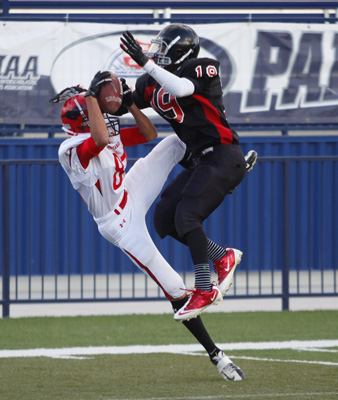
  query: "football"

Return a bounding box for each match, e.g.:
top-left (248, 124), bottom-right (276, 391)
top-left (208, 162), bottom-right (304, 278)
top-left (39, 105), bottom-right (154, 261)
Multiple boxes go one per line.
top-left (97, 72), bottom-right (123, 115)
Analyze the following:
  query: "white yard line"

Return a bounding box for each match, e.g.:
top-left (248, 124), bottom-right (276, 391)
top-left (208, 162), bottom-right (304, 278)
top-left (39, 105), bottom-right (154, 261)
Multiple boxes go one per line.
top-left (0, 340), bottom-right (337, 359)
top-left (111, 393), bottom-right (338, 400)
top-left (229, 355), bottom-right (338, 366)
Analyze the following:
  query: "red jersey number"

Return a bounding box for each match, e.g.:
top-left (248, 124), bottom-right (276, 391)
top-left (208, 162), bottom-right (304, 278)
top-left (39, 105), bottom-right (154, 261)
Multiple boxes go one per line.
top-left (151, 88), bottom-right (184, 123)
top-left (113, 153), bottom-right (125, 190)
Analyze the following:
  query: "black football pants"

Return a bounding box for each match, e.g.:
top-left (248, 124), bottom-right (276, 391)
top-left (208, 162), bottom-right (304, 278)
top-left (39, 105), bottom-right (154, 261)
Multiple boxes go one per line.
top-left (153, 143), bottom-right (246, 241)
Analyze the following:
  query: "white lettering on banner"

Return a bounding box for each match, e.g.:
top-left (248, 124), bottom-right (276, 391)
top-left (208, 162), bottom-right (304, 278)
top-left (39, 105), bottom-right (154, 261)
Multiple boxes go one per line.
top-left (1, 21), bottom-right (338, 125)
top-left (241, 30), bottom-right (338, 113)
top-left (0, 55), bottom-right (40, 91)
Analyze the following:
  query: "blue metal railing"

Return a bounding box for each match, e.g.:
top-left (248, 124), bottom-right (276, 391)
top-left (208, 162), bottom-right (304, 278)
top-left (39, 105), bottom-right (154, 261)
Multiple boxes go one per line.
top-left (1, 1), bottom-right (338, 23)
top-left (1, 155), bottom-right (337, 317)
top-left (1, 124), bottom-right (338, 138)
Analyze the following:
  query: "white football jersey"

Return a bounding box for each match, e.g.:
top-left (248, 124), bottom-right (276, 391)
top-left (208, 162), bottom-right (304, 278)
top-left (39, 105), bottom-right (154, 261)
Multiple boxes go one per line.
top-left (58, 133), bottom-right (127, 219)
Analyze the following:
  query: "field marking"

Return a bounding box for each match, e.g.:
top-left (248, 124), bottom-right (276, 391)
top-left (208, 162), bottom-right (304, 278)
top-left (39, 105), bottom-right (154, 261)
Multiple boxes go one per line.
top-left (297, 347), bottom-right (338, 353)
top-left (112, 392), bottom-right (338, 400)
top-left (182, 351), bottom-right (338, 366)
top-left (0, 340), bottom-right (337, 360)
top-left (229, 355), bottom-right (338, 366)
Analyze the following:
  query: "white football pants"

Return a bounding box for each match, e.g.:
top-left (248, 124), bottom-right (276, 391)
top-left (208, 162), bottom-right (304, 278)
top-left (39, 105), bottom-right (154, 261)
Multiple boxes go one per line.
top-left (95, 134), bottom-right (186, 300)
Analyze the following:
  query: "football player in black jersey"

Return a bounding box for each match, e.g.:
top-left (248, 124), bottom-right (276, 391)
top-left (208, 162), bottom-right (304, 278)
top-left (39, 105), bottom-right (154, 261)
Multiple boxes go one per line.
top-left (120, 24), bottom-right (255, 381)
top-left (120, 24), bottom-right (256, 317)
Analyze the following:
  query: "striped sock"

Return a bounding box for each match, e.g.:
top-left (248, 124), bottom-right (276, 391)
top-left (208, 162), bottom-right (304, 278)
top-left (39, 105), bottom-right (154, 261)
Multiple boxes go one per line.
top-left (194, 263), bottom-right (212, 292)
top-left (207, 239), bottom-right (227, 262)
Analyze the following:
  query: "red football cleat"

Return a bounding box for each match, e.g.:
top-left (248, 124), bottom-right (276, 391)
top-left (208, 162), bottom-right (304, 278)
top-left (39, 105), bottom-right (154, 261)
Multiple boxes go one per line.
top-left (213, 248), bottom-right (243, 296)
top-left (174, 284), bottom-right (222, 321)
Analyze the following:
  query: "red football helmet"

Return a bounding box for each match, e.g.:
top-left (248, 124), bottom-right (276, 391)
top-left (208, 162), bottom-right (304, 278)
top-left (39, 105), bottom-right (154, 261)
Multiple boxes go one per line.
top-left (61, 94), bottom-right (90, 135)
top-left (60, 93), bottom-right (120, 136)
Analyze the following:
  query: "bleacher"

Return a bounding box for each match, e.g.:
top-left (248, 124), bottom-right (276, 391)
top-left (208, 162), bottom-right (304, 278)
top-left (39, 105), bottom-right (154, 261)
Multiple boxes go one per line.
top-left (1, 1), bottom-right (338, 24)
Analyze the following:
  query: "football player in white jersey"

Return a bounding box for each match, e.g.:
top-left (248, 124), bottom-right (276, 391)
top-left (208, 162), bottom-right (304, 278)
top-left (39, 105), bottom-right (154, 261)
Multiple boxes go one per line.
top-left (51, 71), bottom-right (245, 381)
top-left (54, 72), bottom-right (186, 301)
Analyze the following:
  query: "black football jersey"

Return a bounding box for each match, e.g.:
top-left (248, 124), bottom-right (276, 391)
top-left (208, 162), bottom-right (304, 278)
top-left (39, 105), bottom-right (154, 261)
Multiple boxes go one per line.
top-left (133, 58), bottom-right (239, 154)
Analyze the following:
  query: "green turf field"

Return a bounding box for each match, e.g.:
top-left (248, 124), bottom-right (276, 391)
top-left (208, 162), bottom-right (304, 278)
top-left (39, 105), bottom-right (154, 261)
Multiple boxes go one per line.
top-left (0, 310), bottom-right (337, 400)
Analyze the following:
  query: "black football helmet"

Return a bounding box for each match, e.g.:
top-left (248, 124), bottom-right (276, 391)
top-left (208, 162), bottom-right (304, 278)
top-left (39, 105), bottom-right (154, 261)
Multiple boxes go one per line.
top-left (146, 23), bottom-right (200, 67)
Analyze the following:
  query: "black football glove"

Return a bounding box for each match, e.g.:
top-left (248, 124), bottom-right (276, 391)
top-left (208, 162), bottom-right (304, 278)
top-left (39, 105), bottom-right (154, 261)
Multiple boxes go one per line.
top-left (120, 78), bottom-right (134, 108)
top-left (49, 85), bottom-right (86, 104)
top-left (120, 31), bottom-right (149, 67)
top-left (85, 70), bottom-right (112, 98)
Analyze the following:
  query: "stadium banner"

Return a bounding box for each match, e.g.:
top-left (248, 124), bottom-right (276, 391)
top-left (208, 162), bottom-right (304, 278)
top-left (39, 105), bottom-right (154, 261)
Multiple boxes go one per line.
top-left (1, 21), bottom-right (338, 126)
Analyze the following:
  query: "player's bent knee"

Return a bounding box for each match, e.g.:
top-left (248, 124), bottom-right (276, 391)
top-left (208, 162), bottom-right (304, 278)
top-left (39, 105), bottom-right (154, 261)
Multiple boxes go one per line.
top-left (175, 202), bottom-right (203, 238)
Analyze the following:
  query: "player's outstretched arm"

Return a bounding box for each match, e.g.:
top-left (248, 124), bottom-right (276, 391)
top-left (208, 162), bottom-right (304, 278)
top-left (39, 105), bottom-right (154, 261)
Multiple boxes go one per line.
top-left (120, 31), bottom-right (194, 98)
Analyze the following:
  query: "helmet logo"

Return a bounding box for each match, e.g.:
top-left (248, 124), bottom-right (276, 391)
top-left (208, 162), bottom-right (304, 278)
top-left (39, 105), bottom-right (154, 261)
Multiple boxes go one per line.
top-left (62, 109), bottom-right (81, 121)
